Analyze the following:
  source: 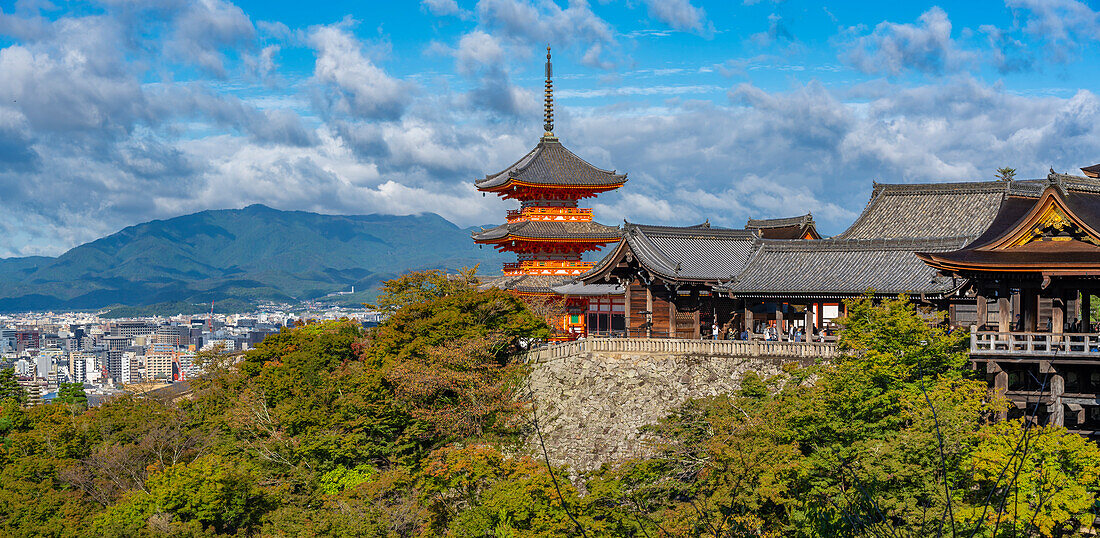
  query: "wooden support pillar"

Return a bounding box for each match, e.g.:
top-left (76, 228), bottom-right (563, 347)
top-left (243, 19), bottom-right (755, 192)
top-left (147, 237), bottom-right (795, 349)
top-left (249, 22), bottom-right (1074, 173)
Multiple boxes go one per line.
top-left (744, 303), bottom-right (755, 337)
top-left (989, 361), bottom-right (1008, 421)
top-left (976, 294), bottom-right (988, 330)
top-left (692, 309), bottom-right (701, 340)
top-left (646, 288), bottom-right (653, 339)
top-left (1052, 294), bottom-right (1066, 335)
top-left (1023, 290), bottom-right (1038, 332)
top-left (668, 297), bottom-right (675, 338)
top-left (624, 282), bottom-right (632, 336)
top-left (776, 304), bottom-right (785, 341)
top-left (997, 296), bottom-right (1011, 333)
top-left (1083, 292), bottom-right (1092, 329)
top-left (1041, 360), bottom-right (1065, 427)
top-left (804, 305), bottom-right (814, 341)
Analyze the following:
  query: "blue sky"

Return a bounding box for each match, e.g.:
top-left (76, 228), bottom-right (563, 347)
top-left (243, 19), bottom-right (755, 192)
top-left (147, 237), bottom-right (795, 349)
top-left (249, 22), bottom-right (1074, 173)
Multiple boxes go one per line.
top-left (1, 0), bottom-right (1100, 257)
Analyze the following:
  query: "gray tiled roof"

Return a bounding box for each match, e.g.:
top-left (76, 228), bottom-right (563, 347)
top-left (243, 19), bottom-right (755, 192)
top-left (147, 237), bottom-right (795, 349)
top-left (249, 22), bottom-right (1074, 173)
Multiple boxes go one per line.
top-left (472, 220), bottom-right (622, 242)
top-left (584, 223), bottom-right (758, 282)
top-left (724, 237), bottom-right (968, 297)
top-left (479, 274), bottom-right (572, 294)
top-left (551, 282), bottom-right (624, 295)
top-left (837, 181), bottom-right (1009, 240)
top-left (475, 138), bottom-right (627, 189)
top-left (746, 213), bottom-right (814, 229)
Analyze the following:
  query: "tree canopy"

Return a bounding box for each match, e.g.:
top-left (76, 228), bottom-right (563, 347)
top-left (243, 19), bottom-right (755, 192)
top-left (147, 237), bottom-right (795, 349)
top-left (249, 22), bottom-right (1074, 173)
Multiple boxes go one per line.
top-left (0, 283), bottom-right (1096, 537)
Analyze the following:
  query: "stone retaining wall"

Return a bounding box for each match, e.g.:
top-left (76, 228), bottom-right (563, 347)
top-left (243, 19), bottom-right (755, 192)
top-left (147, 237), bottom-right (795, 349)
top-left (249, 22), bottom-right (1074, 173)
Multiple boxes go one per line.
top-left (525, 339), bottom-right (832, 472)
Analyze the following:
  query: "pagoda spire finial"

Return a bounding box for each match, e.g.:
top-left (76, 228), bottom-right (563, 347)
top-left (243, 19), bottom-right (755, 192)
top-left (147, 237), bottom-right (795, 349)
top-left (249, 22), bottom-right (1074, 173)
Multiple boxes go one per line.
top-left (543, 44), bottom-right (554, 138)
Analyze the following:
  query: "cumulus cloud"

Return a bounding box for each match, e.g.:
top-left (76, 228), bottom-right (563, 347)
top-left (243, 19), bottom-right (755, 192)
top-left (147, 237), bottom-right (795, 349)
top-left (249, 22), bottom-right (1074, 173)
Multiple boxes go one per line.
top-left (421, 0), bottom-right (470, 18)
top-left (168, 0), bottom-right (256, 77)
top-left (751, 13), bottom-right (794, 47)
top-left (1005, 0), bottom-right (1100, 63)
top-left (476, 0), bottom-right (617, 68)
top-left (308, 24), bottom-right (413, 121)
top-left (642, 0), bottom-right (713, 37)
top-left (844, 7), bottom-right (974, 76)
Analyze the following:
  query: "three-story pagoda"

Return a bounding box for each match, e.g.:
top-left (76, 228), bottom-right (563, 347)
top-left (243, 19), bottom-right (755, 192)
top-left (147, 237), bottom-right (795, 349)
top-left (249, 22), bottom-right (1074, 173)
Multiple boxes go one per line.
top-left (473, 47), bottom-right (626, 335)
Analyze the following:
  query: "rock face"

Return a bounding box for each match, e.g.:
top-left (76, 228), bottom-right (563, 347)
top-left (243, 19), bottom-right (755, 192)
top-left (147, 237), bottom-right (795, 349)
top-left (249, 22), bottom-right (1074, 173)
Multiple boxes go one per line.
top-left (524, 339), bottom-right (828, 473)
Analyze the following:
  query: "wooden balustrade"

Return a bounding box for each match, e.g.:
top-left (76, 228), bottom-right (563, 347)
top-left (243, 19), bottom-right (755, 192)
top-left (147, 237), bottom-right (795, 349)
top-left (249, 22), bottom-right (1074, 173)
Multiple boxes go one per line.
top-left (971, 331), bottom-right (1100, 357)
top-left (524, 337), bottom-right (837, 364)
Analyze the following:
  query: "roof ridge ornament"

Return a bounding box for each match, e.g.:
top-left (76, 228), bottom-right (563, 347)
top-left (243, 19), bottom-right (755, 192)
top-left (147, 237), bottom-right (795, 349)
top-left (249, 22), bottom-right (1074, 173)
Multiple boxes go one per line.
top-left (543, 45), bottom-right (554, 138)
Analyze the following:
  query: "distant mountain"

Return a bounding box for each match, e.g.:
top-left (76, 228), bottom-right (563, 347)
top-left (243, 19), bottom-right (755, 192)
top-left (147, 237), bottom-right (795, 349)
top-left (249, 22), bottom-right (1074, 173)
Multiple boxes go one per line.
top-left (0, 204), bottom-right (504, 312)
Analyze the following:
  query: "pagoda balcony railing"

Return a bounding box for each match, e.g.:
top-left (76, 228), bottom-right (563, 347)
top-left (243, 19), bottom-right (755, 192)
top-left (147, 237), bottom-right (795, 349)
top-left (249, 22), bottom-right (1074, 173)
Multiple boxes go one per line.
top-left (524, 337), bottom-right (837, 364)
top-left (503, 260), bottom-right (595, 275)
top-left (506, 207), bottom-right (593, 222)
top-left (971, 331), bottom-right (1100, 358)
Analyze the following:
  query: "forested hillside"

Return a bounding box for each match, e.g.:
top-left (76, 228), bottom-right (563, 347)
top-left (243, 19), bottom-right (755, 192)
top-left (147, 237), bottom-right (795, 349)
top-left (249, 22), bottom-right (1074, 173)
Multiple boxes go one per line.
top-left (0, 205), bottom-right (501, 312)
top-left (0, 272), bottom-right (1096, 537)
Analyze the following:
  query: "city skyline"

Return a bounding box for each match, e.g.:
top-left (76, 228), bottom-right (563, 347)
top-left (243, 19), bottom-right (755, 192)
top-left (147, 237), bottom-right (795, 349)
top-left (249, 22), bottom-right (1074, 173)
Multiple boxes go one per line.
top-left (3, 0), bottom-right (1100, 256)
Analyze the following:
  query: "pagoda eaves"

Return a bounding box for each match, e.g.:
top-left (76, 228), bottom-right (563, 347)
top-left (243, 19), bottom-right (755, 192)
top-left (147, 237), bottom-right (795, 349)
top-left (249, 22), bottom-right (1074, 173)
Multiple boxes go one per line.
top-left (476, 137), bottom-right (626, 201)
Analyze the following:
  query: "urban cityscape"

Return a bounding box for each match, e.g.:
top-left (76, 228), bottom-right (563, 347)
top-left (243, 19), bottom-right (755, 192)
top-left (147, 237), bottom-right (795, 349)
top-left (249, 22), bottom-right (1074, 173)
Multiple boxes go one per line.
top-left (0, 306), bottom-right (382, 406)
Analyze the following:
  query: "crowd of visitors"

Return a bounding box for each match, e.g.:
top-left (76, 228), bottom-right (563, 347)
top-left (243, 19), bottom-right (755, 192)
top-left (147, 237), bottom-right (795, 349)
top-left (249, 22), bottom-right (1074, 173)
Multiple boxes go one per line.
top-left (708, 321), bottom-right (830, 342)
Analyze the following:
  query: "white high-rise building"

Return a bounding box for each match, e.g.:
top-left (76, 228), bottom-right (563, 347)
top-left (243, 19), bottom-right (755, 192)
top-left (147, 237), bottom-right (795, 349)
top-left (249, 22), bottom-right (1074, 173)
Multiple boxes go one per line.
top-left (35, 355), bottom-right (51, 380)
top-left (69, 352), bottom-right (88, 384)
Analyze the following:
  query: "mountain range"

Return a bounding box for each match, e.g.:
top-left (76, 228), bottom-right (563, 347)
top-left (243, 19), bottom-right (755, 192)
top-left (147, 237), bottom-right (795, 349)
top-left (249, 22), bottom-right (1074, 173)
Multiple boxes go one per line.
top-left (0, 205), bottom-right (504, 312)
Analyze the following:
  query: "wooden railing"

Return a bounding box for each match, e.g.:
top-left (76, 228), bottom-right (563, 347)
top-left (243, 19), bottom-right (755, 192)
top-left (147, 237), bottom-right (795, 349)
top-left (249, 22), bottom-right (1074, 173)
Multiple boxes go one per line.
top-left (524, 337), bottom-right (837, 364)
top-left (971, 331), bottom-right (1100, 357)
top-left (502, 260), bottom-right (595, 275)
top-left (506, 207), bottom-right (593, 222)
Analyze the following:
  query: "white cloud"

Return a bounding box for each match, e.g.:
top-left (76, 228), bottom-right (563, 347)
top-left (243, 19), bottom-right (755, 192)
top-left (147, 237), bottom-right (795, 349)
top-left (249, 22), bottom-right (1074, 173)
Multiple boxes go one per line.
top-left (308, 24), bottom-right (413, 121)
top-left (421, 0), bottom-right (470, 18)
top-left (1005, 0), bottom-right (1100, 63)
top-left (844, 7), bottom-right (974, 76)
top-left (642, 0), bottom-right (713, 37)
top-left (476, 0), bottom-right (617, 68)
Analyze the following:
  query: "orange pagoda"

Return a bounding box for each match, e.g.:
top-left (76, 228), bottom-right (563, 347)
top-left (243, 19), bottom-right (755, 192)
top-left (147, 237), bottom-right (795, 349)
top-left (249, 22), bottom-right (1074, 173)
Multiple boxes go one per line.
top-left (473, 46), bottom-right (627, 338)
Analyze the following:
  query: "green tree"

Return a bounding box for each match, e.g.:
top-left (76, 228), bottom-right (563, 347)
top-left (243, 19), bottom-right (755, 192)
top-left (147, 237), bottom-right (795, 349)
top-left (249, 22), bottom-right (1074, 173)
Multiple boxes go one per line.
top-left (53, 382), bottom-right (87, 410)
top-left (996, 167), bottom-right (1017, 181)
top-left (960, 420), bottom-right (1100, 537)
top-left (0, 368), bottom-right (26, 406)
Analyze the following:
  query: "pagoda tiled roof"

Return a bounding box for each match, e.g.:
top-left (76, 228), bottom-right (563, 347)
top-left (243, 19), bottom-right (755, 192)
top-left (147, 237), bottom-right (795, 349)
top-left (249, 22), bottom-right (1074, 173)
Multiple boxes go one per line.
top-left (476, 137), bottom-right (626, 190)
top-left (722, 236), bottom-right (968, 298)
top-left (472, 220), bottom-right (621, 242)
top-left (582, 222), bottom-right (758, 283)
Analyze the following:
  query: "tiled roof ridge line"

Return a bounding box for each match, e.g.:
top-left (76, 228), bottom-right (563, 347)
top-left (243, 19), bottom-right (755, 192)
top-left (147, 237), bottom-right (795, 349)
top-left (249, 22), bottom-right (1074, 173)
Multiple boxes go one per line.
top-left (758, 235), bottom-right (971, 252)
top-left (745, 213), bottom-right (814, 228)
top-left (624, 221), bottom-right (757, 238)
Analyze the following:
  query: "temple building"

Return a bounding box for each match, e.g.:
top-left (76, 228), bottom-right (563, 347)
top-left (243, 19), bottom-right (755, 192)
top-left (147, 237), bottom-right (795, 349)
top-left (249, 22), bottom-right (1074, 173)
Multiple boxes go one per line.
top-left (919, 173), bottom-right (1100, 434)
top-left (574, 180), bottom-right (1018, 339)
top-left (473, 47), bottom-right (626, 337)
